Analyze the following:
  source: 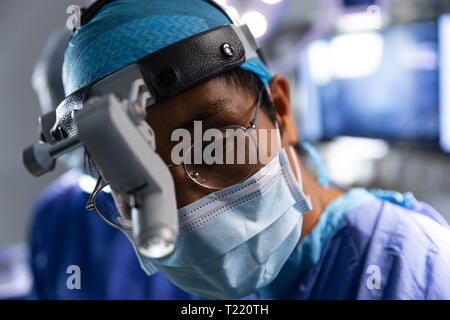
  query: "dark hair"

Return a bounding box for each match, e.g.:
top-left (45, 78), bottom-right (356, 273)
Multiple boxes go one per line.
top-left (84, 68), bottom-right (279, 173)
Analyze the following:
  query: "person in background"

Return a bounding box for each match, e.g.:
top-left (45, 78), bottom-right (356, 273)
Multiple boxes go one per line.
top-left (28, 27), bottom-right (202, 300)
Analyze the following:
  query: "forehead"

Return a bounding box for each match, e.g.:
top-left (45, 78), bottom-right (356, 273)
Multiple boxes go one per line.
top-left (146, 76), bottom-right (254, 129)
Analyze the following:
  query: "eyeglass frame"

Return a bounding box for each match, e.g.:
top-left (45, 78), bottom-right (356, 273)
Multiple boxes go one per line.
top-left (166, 86), bottom-right (265, 190)
top-left (86, 85), bottom-right (268, 230)
top-left (86, 176), bottom-right (133, 232)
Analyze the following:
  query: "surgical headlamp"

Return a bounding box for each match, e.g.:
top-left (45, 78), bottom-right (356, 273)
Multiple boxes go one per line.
top-left (22, 0), bottom-right (268, 259)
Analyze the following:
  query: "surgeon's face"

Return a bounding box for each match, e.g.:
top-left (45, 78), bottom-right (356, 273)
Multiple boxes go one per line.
top-left (111, 73), bottom-right (299, 212)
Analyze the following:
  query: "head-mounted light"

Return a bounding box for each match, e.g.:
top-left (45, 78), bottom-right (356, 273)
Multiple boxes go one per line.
top-left (23, 0), bottom-right (269, 259)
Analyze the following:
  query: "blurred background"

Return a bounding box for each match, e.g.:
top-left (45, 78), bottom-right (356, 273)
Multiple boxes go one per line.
top-left (0, 0), bottom-right (449, 298)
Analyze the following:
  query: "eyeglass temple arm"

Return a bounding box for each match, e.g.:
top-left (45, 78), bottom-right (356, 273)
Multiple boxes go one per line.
top-left (249, 87), bottom-right (265, 130)
top-left (168, 163), bottom-right (183, 169)
top-left (86, 176), bottom-right (103, 210)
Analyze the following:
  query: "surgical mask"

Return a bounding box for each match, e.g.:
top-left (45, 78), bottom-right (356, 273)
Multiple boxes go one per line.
top-left (133, 146), bottom-right (312, 299)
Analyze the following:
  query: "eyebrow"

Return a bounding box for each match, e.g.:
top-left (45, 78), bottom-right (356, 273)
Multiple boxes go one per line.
top-left (177, 98), bottom-right (233, 132)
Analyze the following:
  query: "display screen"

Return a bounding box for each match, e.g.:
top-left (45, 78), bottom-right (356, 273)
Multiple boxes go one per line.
top-left (299, 20), bottom-right (447, 150)
top-left (439, 14), bottom-right (450, 152)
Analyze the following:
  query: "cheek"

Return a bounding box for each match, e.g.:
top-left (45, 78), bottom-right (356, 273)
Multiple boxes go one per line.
top-left (171, 167), bottom-right (213, 209)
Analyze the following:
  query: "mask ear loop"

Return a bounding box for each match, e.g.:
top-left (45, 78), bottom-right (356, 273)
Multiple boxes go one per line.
top-left (289, 145), bottom-right (313, 211)
top-left (289, 145), bottom-right (303, 190)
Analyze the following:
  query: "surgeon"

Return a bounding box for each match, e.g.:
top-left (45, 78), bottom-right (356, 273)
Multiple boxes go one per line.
top-left (29, 27), bottom-right (202, 300)
top-left (58, 0), bottom-right (450, 300)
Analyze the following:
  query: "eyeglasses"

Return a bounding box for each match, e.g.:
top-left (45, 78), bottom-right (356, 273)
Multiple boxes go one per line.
top-left (86, 176), bottom-right (132, 232)
top-left (167, 87), bottom-right (264, 190)
top-left (87, 86), bottom-right (265, 230)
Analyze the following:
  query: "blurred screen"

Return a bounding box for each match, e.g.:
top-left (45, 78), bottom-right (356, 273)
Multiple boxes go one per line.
top-left (299, 20), bottom-right (446, 149)
top-left (439, 14), bottom-right (450, 153)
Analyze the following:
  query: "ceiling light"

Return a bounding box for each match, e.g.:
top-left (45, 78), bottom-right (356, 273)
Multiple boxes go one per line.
top-left (241, 11), bottom-right (268, 38)
top-left (261, 0), bottom-right (283, 4)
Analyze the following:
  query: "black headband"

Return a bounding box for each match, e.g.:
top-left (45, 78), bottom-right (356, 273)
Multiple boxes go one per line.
top-left (50, 1), bottom-right (267, 141)
top-left (53, 23), bottom-right (257, 140)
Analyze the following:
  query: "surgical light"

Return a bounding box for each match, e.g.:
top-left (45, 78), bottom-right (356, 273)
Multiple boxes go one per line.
top-left (225, 6), bottom-right (240, 21)
top-left (242, 11), bottom-right (268, 39)
top-left (261, 0), bottom-right (283, 4)
top-left (323, 137), bottom-right (389, 187)
top-left (337, 12), bottom-right (382, 33)
top-left (214, 0), bottom-right (228, 7)
top-left (330, 32), bottom-right (384, 78)
top-left (79, 174), bottom-right (111, 194)
top-left (307, 40), bottom-right (332, 85)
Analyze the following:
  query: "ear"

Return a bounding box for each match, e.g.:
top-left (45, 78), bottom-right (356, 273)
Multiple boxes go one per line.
top-left (268, 74), bottom-right (298, 145)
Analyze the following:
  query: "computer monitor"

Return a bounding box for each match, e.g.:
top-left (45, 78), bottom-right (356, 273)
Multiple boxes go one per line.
top-left (299, 19), bottom-right (449, 152)
top-left (439, 14), bottom-right (450, 153)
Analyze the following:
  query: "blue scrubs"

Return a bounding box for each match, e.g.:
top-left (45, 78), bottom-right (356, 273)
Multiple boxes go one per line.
top-left (29, 171), bottom-right (450, 299)
top-left (28, 169), bottom-right (201, 300)
top-left (257, 189), bottom-right (450, 299)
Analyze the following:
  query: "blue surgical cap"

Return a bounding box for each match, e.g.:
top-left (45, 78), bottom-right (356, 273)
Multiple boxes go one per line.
top-left (62, 0), bottom-right (272, 96)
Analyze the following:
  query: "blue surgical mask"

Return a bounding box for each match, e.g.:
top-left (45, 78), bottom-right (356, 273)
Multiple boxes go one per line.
top-left (131, 147), bottom-right (312, 299)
